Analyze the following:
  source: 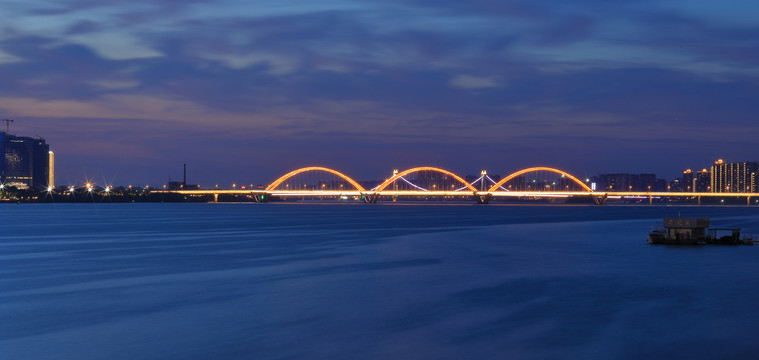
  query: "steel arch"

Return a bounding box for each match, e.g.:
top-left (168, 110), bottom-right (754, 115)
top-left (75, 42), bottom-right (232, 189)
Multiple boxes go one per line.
top-left (266, 166), bottom-right (366, 191)
top-left (488, 167), bottom-right (592, 192)
top-left (374, 167), bottom-right (478, 192)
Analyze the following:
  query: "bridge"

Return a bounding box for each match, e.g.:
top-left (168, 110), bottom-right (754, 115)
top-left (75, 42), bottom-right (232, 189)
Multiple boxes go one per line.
top-left (154, 166), bottom-right (758, 205)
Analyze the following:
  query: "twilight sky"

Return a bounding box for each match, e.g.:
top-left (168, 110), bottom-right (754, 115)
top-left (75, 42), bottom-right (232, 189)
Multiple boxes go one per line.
top-left (2, 0), bottom-right (758, 186)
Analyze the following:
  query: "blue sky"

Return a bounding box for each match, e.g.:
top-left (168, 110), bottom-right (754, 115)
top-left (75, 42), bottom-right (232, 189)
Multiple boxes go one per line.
top-left (2, 0), bottom-right (758, 186)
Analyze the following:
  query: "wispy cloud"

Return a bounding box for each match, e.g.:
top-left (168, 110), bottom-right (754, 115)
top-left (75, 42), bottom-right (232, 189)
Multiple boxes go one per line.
top-left (449, 75), bottom-right (499, 89)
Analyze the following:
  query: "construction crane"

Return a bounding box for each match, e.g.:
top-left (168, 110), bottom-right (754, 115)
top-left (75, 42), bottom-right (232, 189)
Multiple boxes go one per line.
top-left (1, 119), bottom-right (12, 133)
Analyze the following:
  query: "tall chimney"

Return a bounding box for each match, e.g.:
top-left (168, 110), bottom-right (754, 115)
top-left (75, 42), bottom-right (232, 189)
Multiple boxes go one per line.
top-left (183, 163), bottom-right (187, 186)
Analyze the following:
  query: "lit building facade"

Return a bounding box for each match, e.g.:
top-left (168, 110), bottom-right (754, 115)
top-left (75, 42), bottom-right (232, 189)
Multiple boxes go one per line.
top-left (48, 150), bottom-right (55, 188)
top-left (598, 173), bottom-right (661, 192)
top-left (710, 159), bottom-right (758, 193)
top-left (695, 169), bottom-right (710, 192)
top-left (682, 169), bottom-right (694, 192)
top-left (680, 168), bottom-right (710, 192)
top-left (0, 132), bottom-right (51, 189)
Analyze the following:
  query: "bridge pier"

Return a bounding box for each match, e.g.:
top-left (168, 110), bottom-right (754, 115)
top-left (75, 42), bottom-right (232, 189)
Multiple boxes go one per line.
top-left (476, 193), bottom-right (491, 205)
top-left (213, 193), bottom-right (218, 203)
top-left (649, 195), bottom-right (652, 206)
top-left (593, 194), bottom-right (608, 205)
top-left (748, 196), bottom-right (751, 206)
top-left (698, 196), bottom-right (701, 206)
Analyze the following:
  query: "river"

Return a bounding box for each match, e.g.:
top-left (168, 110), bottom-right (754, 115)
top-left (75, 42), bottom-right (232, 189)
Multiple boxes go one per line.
top-left (2, 203), bottom-right (759, 359)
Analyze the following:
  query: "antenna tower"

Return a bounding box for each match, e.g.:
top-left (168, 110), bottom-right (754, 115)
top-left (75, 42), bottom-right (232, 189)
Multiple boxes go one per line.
top-left (1, 119), bottom-right (12, 133)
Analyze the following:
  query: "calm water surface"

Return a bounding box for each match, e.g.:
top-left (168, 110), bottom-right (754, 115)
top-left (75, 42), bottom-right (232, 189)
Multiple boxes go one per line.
top-left (2, 203), bottom-right (759, 359)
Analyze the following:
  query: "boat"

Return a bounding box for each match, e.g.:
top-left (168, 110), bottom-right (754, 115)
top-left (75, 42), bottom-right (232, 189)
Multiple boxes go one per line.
top-left (647, 218), bottom-right (755, 245)
top-left (646, 228), bottom-right (668, 244)
top-left (708, 228), bottom-right (755, 245)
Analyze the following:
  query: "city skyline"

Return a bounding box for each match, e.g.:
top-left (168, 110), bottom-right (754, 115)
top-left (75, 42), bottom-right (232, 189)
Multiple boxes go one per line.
top-left (2, 127), bottom-right (755, 188)
top-left (2, 1), bottom-right (758, 185)
top-left (1, 131), bottom-right (755, 194)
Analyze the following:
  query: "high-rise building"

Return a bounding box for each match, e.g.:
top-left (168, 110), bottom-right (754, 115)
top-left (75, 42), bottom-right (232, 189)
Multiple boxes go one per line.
top-left (695, 169), bottom-right (710, 192)
top-left (668, 178), bottom-right (683, 192)
top-left (597, 173), bottom-right (660, 192)
top-left (0, 132), bottom-right (51, 189)
top-left (48, 150), bottom-right (55, 188)
top-left (710, 159), bottom-right (758, 193)
top-left (682, 169), bottom-right (694, 192)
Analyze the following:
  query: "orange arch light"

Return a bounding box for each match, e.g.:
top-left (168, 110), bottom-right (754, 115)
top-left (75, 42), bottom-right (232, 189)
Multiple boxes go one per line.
top-left (266, 166), bottom-right (365, 191)
top-left (488, 167), bottom-right (592, 192)
top-left (374, 166), bottom-right (478, 192)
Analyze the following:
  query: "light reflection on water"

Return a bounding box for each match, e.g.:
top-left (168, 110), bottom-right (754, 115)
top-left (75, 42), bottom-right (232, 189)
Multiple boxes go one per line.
top-left (2, 203), bottom-right (759, 359)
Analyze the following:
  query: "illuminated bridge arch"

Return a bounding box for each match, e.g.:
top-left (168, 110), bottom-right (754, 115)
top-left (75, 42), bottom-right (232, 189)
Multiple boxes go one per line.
top-left (488, 167), bottom-right (592, 192)
top-left (374, 167), bottom-right (478, 192)
top-left (266, 166), bottom-right (365, 191)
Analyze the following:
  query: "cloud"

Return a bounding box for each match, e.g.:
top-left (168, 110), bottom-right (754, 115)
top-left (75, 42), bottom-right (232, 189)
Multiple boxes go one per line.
top-left (199, 52), bottom-right (298, 74)
top-left (87, 80), bottom-right (141, 90)
top-left (65, 20), bottom-right (102, 35)
top-left (66, 32), bottom-right (163, 60)
top-left (0, 95), bottom-right (256, 125)
top-left (449, 75), bottom-right (499, 89)
top-left (2, 0), bottom-right (759, 183)
top-left (0, 50), bottom-right (22, 64)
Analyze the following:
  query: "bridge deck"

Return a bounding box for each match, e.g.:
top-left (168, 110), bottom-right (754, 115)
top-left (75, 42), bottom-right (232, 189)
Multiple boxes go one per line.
top-left (153, 190), bottom-right (755, 198)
